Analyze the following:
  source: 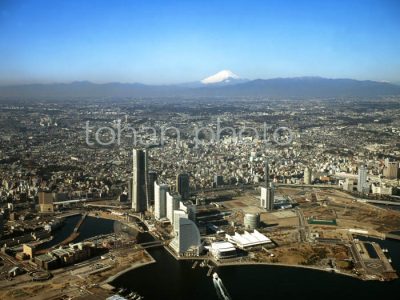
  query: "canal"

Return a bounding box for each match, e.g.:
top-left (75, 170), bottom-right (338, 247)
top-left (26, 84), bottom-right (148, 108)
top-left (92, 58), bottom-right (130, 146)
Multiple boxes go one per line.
top-left (37, 215), bottom-right (116, 250)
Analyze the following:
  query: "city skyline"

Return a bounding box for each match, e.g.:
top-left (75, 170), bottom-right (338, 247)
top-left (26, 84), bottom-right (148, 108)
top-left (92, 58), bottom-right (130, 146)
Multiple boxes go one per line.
top-left (1, 1), bottom-right (400, 299)
top-left (0, 0), bottom-right (400, 85)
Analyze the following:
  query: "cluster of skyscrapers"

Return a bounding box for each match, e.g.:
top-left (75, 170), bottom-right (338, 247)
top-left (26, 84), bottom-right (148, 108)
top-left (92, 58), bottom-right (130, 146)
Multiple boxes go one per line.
top-left (131, 148), bottom-right (201, 256)
top-left (131, 149), bottom-right (190, 213)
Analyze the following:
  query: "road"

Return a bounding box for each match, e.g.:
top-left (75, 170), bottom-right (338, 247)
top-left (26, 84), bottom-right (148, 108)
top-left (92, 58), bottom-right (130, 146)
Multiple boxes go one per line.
top-left (296, 208), bottom-right (308, 242)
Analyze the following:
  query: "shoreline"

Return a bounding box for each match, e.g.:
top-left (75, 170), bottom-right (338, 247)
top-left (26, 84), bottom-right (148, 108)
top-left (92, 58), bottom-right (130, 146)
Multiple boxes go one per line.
top-left (107, 251), bottom-right (361, 285)
top-left (103, 250), bottom-right (156, 285)
top-left (103, 239), bottom-right (396, 286)
top-left (214, 260), bottom-right (359, 280)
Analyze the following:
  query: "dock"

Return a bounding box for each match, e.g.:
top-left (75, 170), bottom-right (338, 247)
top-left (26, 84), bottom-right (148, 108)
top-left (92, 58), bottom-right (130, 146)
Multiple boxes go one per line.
top-left (385, 233), bottom-right (400, 241)
top-left (372, 242), bottom-right (398, 280)
top-left (350, 238), bottom-right (398, 281)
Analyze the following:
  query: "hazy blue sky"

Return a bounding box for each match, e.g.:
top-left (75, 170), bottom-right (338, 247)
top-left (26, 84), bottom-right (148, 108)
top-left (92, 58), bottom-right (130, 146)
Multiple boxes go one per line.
top-left (0, 0), bottom-right (399, 84)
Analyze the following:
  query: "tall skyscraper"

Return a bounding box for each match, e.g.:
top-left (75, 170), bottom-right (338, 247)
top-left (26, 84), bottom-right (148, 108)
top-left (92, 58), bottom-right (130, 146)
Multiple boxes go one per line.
top-left (147, 171), bottom-right (158, 206)
top-left (154, 181), bottom-right (168, 220)
top-left (357, 165), bottom-right (369, 194)
top-left (260, 186), bottom-right (274, 211)
top-left (304, 167), bottom-right (312, 185)
top-left (166, 191), bottom-right (180, 223)
top-left (176, 173), bottom-right (190, 200)
top-left (170, 209), bottom-right (202, 256)
top-left (260, 160), bottom-right (274, 211)
top-left (143, 149), bottom-right (150, 208)
top-left (132, 149), bottom-right (148, 212)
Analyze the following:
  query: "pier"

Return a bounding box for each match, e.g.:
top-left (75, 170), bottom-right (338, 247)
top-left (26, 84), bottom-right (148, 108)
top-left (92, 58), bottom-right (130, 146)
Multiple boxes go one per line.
top-left (385, 233), bottom-right (400, 241)
top-left (60, 212), bottom-right (87, 245)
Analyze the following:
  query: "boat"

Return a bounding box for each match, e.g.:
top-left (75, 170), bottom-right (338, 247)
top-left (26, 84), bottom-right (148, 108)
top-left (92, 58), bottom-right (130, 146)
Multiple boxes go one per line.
top-left (213, 272), bottom-right (219, 279)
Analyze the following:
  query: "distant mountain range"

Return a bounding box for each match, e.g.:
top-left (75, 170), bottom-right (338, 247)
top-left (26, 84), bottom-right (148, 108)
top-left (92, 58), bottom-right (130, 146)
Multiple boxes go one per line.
top-left (1, 71), bottom-right (400, 99)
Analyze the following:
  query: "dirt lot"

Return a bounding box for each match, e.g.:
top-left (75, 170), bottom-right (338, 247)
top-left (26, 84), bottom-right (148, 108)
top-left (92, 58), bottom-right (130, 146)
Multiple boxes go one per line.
top-left (254, 243), bottom-right (350, 267)
top-left (300, 190), bottom-right (400, 233)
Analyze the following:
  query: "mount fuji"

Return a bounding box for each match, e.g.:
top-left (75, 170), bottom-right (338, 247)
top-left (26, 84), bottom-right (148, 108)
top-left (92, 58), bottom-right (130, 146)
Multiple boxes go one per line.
top-left (200, 70), bottom-right (248, 85)
top-left (179, 70), bottom-right (248, 88)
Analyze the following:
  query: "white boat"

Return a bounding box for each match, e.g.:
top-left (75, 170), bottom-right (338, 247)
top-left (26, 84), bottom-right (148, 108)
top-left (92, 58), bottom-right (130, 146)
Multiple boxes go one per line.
top-left (213, 272), bottom-right (219, 279)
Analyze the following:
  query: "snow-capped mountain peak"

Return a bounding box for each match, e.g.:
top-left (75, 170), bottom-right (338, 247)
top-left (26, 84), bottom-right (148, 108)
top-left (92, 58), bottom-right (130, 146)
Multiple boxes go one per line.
top-left (201, 70), bottom-right (240, 84)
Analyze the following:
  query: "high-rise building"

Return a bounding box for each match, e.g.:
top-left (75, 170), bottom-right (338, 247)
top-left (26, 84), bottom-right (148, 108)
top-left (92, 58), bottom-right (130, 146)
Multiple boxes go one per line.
top-left (383, 159), bottom-right (399, 179)
top-left (176, 173), bottom-right (190, 200)
top-left (260, 160), bottom-right (274, 211)
top-left (166, 191), bottom-right (180, 223)
top-left (147, 171), bottom-right (158, 205)
top-left (172, 210), bottom-right (188, 231)
top-left (260, 186), bottom-right (274, 211)
top-left (143, 149), bottom-right (150, 208)
top-left (154, 182), bottom-right (168, 220)
top-left (170, 209), bottom-right (202, 256)
top-left (38, 191), bottom-right (54, 213)
top-left (132, 149), bottom-right (148, 212)
top-left (214, 175), bottom-right (224, 187)
top-left (357, 165), bottom-right (369, 194)
top-left (179, 200), bottom-right (197, 222)
top-left (304, 167), bottom-right (312, 185)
